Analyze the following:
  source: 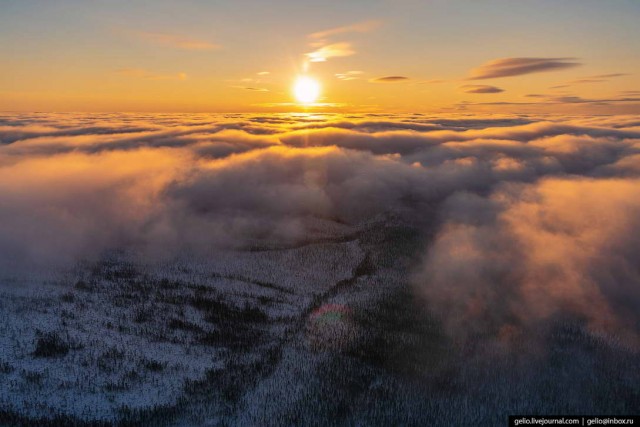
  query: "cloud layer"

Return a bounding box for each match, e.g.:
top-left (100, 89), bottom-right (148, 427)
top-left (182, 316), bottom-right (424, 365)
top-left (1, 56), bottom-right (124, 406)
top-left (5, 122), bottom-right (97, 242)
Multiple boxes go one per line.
top-left (1, 111), bottom-right (640, 345)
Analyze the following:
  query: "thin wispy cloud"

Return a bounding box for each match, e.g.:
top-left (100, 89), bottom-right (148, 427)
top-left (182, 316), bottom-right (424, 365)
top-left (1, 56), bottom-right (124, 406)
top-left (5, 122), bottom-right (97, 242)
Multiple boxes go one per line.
top-left (459, 94), bottom-right (640, 107)
top-left (459, 84), bottom-right (504, 94)
top-left (548, 95), bottom-right (640, 104)
top-left (370, 76), bottom-right (409, 83)
top-left (336, 71), bottom-right (364, 81)
top-left (133, 31), bottom-right (221, 51)
top-left (308, 19), bottom-right (382, 40)
top-left (231, 86), bottom-right (269, 92)
top-left (306, 42), bottom-right (355, 62)
top-left (468, 57), bottom-right (581, 80)
top-left (116, 68), bottom-right (187, 81)
top-left (303, 20), bottom-right (381, 66)
top-left (564, 73), bottom-right (629, 85)
top-left (228, 75), bottom-right (269, 85)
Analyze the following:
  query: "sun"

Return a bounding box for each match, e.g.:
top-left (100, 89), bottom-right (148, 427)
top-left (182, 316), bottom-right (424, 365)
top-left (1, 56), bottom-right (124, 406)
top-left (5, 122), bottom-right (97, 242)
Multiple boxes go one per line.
top-left (293, 76), bottom-right (321, 104)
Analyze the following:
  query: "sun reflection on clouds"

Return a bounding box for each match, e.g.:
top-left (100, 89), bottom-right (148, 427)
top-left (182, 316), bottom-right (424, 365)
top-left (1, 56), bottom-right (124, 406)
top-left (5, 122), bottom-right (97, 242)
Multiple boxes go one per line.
top-left (1, 111), bottom-right (640, 346)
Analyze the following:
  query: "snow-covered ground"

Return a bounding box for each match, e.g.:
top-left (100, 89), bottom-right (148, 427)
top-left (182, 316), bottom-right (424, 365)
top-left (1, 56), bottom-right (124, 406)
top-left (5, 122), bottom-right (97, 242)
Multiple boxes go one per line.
top-left (1, 208), bottom-right (639, 427)
top-left (0, 223), bottom-right (366, 423)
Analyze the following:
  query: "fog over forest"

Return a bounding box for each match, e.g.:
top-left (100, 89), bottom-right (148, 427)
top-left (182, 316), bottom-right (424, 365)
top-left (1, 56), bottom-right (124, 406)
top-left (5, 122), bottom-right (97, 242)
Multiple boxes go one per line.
top-left (1, 112), bottom-right (639, 425)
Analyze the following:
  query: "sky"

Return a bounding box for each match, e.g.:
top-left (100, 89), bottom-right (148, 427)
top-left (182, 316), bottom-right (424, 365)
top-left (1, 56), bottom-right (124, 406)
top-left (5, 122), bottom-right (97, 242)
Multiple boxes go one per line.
top-left (0, 0), bottom-right (639, 113)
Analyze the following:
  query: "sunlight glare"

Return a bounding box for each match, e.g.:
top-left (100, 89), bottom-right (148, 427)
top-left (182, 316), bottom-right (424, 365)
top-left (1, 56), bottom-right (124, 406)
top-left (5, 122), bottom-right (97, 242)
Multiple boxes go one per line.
top-left (293, 76), bottom-right (321, 104)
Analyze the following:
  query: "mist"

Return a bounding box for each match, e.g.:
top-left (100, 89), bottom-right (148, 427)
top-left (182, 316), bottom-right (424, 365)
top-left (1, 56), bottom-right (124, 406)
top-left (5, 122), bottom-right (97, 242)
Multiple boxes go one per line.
top-left (2, 113), bottom-right (640, 340)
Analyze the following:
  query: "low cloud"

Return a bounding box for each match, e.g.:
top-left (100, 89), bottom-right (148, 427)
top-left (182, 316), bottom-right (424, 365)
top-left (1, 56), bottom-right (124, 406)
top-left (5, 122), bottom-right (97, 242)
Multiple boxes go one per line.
top-left (2, 112), bottom-right (640, 347)
top-left (416, 178), bottom-right (640, 344)
top-left (468, 57), bottom-right (581, 80)
top-left (460, 84), bottom-right (504, 94)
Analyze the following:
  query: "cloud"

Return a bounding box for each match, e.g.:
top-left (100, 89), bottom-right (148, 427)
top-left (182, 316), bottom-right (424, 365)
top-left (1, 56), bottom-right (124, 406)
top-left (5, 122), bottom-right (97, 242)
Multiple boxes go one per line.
top-left (308, 20), bottom-right (382, 39)
top-left (574, 73), bottom-right (628, 82)
top-left (548, 95), bottom-right (640, 104)
top-left (116, 68), bottom-right (187, 81)
top-left (415, 178), bottom-right (640, 344)
top-left (231, 86), bottom-right (269, 92)
top-left (303, 20), bottom-right (380, 66)
top-left (561, 73), bottom-right (630, 85)
top-left (459, 84), bottom-right (504, 94)
top-left (459, 94), bottom-right (640, 108)
top-left (591, 73), bottom-right (629, 79)
top-left (306, 42), bottom-right (355, 62)
top-left (2, 111), bottom-right (640, 348)
top-left (134, 31), bottom-right (221, 51)
top-left (468, 57), bottom-right (581, 80)
top-left (370, 76), bottom-right (409, 83)
top-left (336, 71), bottom-right (364, 81)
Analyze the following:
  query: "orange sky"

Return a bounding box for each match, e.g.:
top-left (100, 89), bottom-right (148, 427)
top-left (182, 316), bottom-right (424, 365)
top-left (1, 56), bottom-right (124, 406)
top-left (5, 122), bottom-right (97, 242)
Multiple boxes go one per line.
top-left (1, 0), bottom-right (639, 113)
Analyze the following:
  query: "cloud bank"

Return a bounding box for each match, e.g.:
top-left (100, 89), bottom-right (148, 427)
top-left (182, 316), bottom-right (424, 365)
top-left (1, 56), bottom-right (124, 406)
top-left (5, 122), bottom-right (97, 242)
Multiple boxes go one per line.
top-left (1, 111), bottom-right (640, 345)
